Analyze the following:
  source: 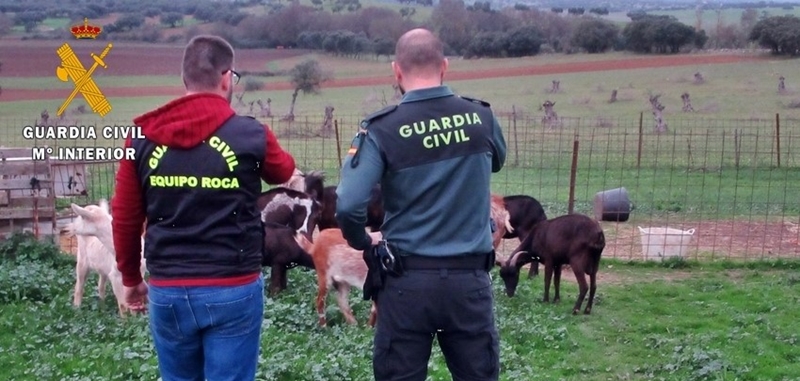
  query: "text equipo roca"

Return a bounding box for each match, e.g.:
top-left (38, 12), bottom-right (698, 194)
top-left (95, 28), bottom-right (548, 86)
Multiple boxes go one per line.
top-left (22, 125), bottom-right (144, 140)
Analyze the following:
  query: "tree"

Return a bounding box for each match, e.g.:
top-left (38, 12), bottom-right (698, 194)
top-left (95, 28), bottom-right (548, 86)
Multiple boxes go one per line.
top-left (193, 3), bottom-right (219, 22)
top-left (161, 12), bottom-right (184, 28)
top-left (113, 12), bottom-right (146, 32)
top-left (567, 7), bottom-right (585, 16)
top-left (13, 11), bottom-right (46, 32)
top-left (571, 18), bottom-right (619, 53)
top-left (589, 7), bottom-right (609, 16)
top-left (749, 15), bottom-right (800, 55)
top-left (372, 37), bottom-right (394, 60)
top-left (144, 8), bottom-right (161, 17)
top-left (740, 8), bottom-right (758, 33)
top-left (430, 0), bottom-right (470, 55)
top-left (0, 13), bottom-right (12, 36)
top-left (504, 25), bottom-right (543, 57)
top-left (622, 15), bottom-right (698, 54)
top-left (284, 59), bottom-right (331, 121)
top-left (465, 31), bottom-right (504, 58)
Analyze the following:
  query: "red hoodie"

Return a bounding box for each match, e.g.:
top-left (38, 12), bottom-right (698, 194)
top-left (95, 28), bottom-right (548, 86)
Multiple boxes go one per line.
top-left (111, 93), bottom-right (295, 287)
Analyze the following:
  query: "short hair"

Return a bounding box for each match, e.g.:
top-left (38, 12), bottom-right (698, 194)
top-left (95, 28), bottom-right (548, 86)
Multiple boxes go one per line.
top-left (182, 35), bottom-right (234, 91)
top-left (394, 29), bottom-right (444, 75)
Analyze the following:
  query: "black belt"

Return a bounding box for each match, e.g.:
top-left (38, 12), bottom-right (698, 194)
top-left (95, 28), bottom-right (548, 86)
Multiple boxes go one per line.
top-left (398, 253), bottom-right (492, 270)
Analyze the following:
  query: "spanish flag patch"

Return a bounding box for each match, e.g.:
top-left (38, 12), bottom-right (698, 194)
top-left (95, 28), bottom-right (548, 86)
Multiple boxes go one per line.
top-left (347, 129), bottom-right (367, 156)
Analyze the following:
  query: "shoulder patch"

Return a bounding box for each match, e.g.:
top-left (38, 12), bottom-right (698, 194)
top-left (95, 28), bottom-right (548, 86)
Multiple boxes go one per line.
top-left (460, 96), bottom-right (491, 107)
top-left (360, 105), bottom-right (398, 128)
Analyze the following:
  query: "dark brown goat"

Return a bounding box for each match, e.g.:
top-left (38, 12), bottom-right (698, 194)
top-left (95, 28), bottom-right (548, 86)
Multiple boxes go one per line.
top-left (262, 222), bottom-right (315, 296)
top-left (317, 184), bottom-right (384, 232)
top-left (502, 195), bottom-right (548, 278)
top-left (257, 187), bottom-right (321, 243)
top-left (497, 213), bottom-right (605, 315)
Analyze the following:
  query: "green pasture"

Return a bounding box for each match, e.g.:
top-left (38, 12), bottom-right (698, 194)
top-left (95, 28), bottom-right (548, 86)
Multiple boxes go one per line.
top-left (648, 6), bottom-right (800, 29)
top-left (1, 236), bottom-right (800, 381)
top-left (2, 52), bottom-right (799, 260)
top-left (2, 52), bottom-right (799, 122)
top-left (605, 6), bottom-right (800, 27)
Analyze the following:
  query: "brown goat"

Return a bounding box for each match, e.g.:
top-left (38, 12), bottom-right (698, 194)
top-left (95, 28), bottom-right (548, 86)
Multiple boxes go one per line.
top-left (497, 213), bottom-right (605, 315)
top-left (490, 193), bottom-right (514, 249)
top-left (295, 228), bottom-right (380, 327)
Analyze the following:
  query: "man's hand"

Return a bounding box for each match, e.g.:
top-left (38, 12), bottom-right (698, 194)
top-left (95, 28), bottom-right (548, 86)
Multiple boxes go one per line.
top-left (124, 282), bottom-right (149, 314)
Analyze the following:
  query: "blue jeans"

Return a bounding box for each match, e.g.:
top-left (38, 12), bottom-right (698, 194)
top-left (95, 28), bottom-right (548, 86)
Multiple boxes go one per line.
top-left (148, 275), bottom-right (264, 381)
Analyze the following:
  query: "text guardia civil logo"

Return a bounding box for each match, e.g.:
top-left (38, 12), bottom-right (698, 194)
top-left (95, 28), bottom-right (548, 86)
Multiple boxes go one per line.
top-left (55, 18), bottom-right (112, 117)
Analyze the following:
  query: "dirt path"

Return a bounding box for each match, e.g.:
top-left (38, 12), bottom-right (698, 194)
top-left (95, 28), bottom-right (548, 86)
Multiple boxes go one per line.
top-left (2, 53), bottom-right (766, 101)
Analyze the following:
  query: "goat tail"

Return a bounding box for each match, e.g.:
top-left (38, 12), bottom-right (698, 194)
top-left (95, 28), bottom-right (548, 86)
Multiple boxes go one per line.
top-left (591, 230), bottom-right (606, 257)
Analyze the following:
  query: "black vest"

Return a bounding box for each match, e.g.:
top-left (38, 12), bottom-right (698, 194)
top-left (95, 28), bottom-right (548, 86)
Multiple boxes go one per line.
top-left (132, 116), bottom-right (266, 280)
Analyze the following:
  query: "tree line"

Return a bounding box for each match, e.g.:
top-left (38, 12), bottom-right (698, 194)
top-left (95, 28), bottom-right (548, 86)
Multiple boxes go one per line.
top-left (1, 0), bottom-right (798, 58)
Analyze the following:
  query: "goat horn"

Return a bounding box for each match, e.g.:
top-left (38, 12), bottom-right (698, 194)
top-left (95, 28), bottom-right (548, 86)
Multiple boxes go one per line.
top-left (509, 250), bottom-right (529, 267)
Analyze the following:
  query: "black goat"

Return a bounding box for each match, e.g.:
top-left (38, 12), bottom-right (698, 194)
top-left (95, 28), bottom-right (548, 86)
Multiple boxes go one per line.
top-left (262, 222), bottom-right (315, 296)
top-left (502, 195), bottom-right (548, 278)
top-left (318, 184), bottom-right (384, 232)
top-left (497, 213), bottom-right (605, 315)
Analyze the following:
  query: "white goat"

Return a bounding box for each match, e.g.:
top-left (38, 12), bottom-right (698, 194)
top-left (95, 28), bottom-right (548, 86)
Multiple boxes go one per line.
top-left (65, 200), bottom-right (145, 317)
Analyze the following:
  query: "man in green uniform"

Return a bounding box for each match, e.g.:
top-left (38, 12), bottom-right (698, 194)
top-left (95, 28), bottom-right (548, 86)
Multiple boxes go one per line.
top-left (335, 28), bottom-right (507, 381)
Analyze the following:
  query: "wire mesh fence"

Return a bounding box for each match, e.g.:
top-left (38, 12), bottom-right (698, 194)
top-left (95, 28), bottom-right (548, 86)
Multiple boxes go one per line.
top-left (2, 112), bottom-right (799, 261)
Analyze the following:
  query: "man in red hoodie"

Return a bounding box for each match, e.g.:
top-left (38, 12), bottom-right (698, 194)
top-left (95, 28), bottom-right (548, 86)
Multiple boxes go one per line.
top-left (111, 35), bottom-right (295, 380)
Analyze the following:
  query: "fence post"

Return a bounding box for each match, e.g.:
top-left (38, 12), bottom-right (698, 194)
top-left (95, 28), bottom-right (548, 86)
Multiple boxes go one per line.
top-left (568, 132), bottom-right (579, 214)
top-left (775, 113), bottom-right (781, 168)
top-left (512, 105), bottom-right (519, 167)
top-left (334, 119), bottom-right (342, 169)
top-left (637, 111), bottom-right (643, 169)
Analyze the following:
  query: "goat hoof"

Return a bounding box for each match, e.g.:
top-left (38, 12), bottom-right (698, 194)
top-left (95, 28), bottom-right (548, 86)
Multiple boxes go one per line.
top-left (584, 309), bottom-right (592, 315)
top-left (572, 309), bottom-right (579, 315)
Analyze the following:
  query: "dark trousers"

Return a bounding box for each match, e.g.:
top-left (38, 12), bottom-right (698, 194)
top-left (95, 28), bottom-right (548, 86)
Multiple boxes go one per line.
top-left (372, 268), bottom-right (500, 381)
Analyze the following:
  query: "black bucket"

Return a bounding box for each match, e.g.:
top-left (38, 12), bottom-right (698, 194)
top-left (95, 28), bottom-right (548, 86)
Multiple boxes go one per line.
top-left (593, 187), bottom-right (633, 222)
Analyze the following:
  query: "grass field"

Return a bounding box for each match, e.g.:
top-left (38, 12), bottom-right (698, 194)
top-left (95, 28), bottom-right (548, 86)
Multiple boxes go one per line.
top-left (1, 43), bottom-right (799, 262)
top-left (1, 245), bottom-right (799, 381)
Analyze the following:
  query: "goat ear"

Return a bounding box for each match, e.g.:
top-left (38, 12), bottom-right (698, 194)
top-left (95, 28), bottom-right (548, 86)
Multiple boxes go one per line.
top-left (71, 203), bottom-right (87, 217)
top-left (99, 199), bottom-right (109, 214)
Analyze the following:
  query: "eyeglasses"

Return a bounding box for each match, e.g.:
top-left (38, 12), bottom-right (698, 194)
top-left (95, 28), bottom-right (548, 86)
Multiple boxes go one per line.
top-left (224, 69), bottom-right (241, 85)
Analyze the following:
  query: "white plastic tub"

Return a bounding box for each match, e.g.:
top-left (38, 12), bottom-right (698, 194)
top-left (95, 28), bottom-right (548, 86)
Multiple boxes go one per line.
top-left (637, 226), bottom-right (696, 260)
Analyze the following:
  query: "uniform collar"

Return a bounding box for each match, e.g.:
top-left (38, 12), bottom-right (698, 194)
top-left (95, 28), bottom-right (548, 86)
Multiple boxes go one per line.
top-left (400, 85), bottom-right (454, 103)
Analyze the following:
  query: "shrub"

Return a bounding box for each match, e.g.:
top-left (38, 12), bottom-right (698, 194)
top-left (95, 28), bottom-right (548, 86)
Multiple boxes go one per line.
top-left (244, 78), bottom-right (265, 92)
top-left (0, 262), bottom-right (72, 303)
top-left (0, 232), bottom-right (71, 268)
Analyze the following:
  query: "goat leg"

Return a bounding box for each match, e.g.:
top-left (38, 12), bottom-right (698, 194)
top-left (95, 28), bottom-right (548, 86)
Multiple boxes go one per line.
top-left (584, 271), bottom-right (597, 315)
top-left (334, 282), bottom-right (357, 325)
top-left (527, 260), bottom-right (539, 279)
top-left (73, 261), bottom-right (88, 307)
top-left (97, 274), bottom-right (107, 301)
top-left (269, 265), bottom-right (284, 296)
top-left (553, 265), bottom-right (562, 303)
top-left (571, 267), bottom-right (589, 315)
top-left (316, 280), bottom-right (329, 327)
top-left (542, 263), bottom-right (553, 303)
